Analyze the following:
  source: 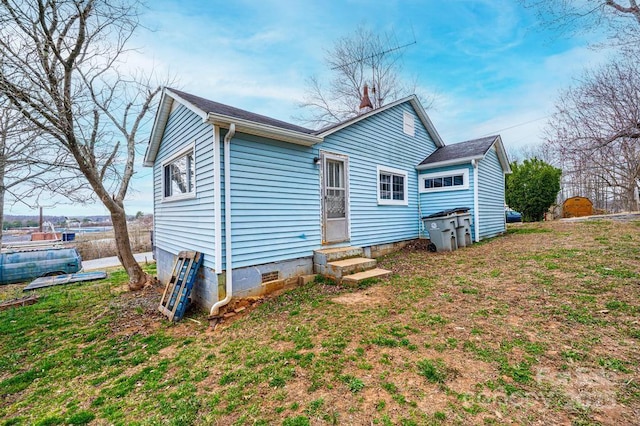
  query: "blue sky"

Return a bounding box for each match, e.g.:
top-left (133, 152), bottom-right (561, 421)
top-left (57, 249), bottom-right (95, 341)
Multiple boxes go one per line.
top-left (8, 0), bottom-right (609, 216)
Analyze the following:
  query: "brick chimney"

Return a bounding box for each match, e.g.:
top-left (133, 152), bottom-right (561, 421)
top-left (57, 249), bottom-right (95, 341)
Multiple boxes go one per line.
top-left (359, 84), bottom-right (373, 113)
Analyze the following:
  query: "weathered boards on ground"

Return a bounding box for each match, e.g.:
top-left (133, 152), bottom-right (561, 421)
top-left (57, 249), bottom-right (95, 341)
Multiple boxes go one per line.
top-left (0, 294), bottom-right (39, 310)
top-left (23, 271), bottom-right (108, 291)
top-left (158, 251), bottom-right (203, 322)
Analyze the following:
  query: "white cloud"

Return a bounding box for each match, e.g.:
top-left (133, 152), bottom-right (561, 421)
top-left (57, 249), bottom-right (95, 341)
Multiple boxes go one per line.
top-left (427, 44), bottom-right (610, 151)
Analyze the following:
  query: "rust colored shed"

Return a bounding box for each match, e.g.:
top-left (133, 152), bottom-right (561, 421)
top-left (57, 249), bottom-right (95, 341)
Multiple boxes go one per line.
top-left (563, 197), bottom-right (593, 218)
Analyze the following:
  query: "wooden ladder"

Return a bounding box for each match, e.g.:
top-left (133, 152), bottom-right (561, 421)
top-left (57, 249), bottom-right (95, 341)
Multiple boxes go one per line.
top-left (158, 251), bottom-right (203, 321)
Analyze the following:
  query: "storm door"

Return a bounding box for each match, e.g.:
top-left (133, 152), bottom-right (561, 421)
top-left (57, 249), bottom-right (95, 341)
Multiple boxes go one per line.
top-left (321, 153), bottom-right (349, 243)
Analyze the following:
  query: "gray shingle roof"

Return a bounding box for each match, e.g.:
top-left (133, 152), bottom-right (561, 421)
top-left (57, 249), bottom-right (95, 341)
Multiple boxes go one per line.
top-left (169, 88), bottom-right (315, 134)
top-left (419, 135), bottom-right (499, 166)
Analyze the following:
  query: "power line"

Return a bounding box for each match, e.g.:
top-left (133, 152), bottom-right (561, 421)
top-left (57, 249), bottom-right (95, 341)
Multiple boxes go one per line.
top-left (330, 39), bottom-right (417, 70)
top-left (330, 24), bottom-right (418, 71)
top-left (479, 114), bottom-right (551, 138)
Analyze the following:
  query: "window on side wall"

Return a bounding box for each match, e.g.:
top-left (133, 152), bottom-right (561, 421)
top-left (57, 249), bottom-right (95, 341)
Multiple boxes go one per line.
top-left (163, 145), bottom-right (195, 200)
top-left (377, 166), bottom-right (408, 206)
top-left (419, 168), bottom-right (469, 193)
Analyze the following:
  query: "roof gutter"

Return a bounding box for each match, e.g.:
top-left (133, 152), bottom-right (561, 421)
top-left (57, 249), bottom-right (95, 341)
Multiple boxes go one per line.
top-left (210, 123), bottom-right (236, 317)
top-left (206, 113), bottom-right (322, 146)
top-left (416, 155), bottom-right (483, 170)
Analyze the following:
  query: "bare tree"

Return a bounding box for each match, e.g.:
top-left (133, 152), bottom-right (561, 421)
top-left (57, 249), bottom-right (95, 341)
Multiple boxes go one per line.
top-left (507, 143), bottom-right (557, 165)
top-left (521, 0), bottom-right (640, 51)
top-left (545, 55), bottom-right (640, 211)
top-left (0, 0), bottom-right (162, 289)
top-left (298, 26), bottom-right (424, 128)
top-left (0, 99), bottom-right (86, 245)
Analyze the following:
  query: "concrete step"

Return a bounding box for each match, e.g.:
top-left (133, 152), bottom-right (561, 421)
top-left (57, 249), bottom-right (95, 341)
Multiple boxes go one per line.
top-left (313, 246), bottom-right (364, 265)
top-left (316, 257), bottom-right (377, 279)
top-left (342, 268), bottom-right (393, 286)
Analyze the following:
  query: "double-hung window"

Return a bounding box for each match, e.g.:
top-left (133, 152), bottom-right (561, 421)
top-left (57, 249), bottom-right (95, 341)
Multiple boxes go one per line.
top-left (163, 145), bottom-right (195, 200)
top-left (377, 166), bottom-right (408, 205)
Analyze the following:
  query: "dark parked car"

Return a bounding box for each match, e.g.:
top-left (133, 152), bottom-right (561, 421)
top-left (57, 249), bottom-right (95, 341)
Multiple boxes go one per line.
top-left (505, 211), bottom-right (522, 223)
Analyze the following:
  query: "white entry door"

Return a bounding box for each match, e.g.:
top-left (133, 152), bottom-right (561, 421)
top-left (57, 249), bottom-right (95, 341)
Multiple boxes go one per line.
top-left (321, 152), bottom-right (349, 243)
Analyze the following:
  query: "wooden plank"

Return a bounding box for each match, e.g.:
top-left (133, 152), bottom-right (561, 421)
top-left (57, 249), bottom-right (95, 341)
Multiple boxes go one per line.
top-left (23, 272), bottom-right (108, 291)
top-left (158, 251), bottom-right (203, 322)
top-left (0, 294), bottom-right (40, 310)
top-left (167, 257), bottom-right (195, 321)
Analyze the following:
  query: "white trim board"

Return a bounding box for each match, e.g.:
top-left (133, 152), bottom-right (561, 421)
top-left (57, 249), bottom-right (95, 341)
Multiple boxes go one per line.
top-left (419, 168), bottom-right (469, 193)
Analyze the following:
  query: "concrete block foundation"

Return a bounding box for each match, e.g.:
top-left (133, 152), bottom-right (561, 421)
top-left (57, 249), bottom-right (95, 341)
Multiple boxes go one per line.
top-left (154, 247), bottom-right (313, 311)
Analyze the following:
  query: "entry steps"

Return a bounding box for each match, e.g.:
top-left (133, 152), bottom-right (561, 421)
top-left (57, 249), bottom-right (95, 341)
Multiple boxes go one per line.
top-left (313, 246), bottom-right (391, 285)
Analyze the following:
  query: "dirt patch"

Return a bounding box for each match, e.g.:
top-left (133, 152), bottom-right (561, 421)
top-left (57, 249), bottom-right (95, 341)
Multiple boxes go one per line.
top-left (331, 286), bottom-right (390, 308)
top-left (108, 282), bottom-right (165, 336)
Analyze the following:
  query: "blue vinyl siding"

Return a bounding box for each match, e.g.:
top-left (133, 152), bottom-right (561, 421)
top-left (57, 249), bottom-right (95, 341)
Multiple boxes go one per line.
top-left (478, 146), bottom-right (506, 238)
top-left (224, 131), bottom-right (320, 269)
top-left (153, 99), bottom-right (447, 273)
top-left (418, 164), bottom-right (475, 238)
top-left (319, 103), bottom-right (438, 247)
top-left (153, 104), bottom-right (216, 271)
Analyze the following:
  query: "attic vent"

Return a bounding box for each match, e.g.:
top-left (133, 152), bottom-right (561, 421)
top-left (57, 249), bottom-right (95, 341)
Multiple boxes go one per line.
top-left (403, 111), bottom-right (415, 136)
top-left (261, 271), bottom-right (279, 283)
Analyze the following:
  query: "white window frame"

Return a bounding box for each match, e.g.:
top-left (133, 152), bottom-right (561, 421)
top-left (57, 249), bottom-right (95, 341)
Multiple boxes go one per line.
top-left (419, 168), bottom-right (469, 193)
top-left (161, 143), bottom-right (196, 201)
top-left (377, 165), bottom-right (408, 206)
top-left (403, 111), bottom-right (415, 136)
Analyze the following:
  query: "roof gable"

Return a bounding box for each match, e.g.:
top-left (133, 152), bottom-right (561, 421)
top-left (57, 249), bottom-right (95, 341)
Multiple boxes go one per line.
top-left (144, 88), bottom-right (321, 166)
top-left (144, 88), bottom-right (444, 167)
top-left (417, 135), bottom-right (511, 172)
top-left (316, 95), bottom-right (444, 147)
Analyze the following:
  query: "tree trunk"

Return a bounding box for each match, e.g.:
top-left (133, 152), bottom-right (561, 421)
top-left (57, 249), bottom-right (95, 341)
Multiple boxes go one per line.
top-left (0, 136), bottom-right (5, 248)
top-left (0, 179), bottom-right (4, 248)
top-left (109, 204), bottom-right (147, 290)
top-left (626, 184), bottom-right (638, 212)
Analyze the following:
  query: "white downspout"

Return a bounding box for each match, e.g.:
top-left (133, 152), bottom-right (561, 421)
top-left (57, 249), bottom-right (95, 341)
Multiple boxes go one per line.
top-left (213, 126), bottom-right (222, 271)
top-left (417, 172), bottom-right (423, 238)
top-left (473, 159), bottom-right (480, 242)
top-left (210, 123), bottom-right (236, 317)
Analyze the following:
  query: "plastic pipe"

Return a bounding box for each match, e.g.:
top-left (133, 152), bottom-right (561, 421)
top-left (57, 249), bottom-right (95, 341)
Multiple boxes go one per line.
top-left (210, 123), bottom-right (236, 317)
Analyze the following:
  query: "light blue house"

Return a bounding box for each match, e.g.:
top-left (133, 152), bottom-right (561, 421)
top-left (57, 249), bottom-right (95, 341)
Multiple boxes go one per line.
top-left (143, 88), bottom-right (510, 315)
top-left (417, 135), bottom-right (511, 242)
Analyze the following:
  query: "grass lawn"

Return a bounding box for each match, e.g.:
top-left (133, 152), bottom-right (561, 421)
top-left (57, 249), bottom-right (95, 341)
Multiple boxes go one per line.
top-left (1, 219), bottom-right (639, 425)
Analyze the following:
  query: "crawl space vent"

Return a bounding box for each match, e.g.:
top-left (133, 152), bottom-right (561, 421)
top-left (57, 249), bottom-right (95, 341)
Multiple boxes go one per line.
top-left (261, 271), bottom-right (279, 283)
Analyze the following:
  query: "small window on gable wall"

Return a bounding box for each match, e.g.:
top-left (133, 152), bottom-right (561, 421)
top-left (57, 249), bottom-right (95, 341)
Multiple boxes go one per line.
top-left (403, 111), bottom-right (415, 136)
top-left (163, 146), bottom-right (195, 200)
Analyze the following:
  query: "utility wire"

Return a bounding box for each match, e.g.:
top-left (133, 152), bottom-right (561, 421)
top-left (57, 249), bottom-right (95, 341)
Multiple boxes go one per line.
top-left (478, 114), bottom-right (550, 138)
